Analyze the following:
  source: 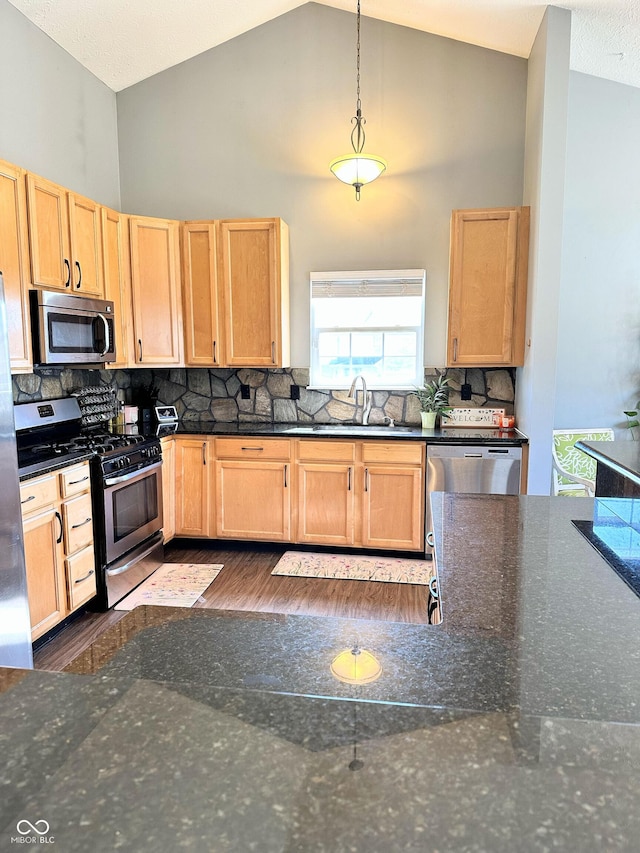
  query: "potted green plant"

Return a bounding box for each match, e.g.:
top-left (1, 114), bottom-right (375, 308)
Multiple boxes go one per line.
top-left (414, 371), bottom-right (453, 429)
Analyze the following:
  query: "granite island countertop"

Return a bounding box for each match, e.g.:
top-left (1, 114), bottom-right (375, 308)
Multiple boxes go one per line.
top-left (2, 494), bottom-right (639, 852)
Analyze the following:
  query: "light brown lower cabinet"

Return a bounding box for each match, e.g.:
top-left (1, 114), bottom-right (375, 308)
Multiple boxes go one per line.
top-left (161, 436), bottom-right (176, 542)
top-left (174, 437), bottom-right (213, 537)
top-left (20, 461), bottom-right (96, 641)
top-left (215, 439), bottom-right (291, 541)
top-left (168, 436), bottom-right (425, 552)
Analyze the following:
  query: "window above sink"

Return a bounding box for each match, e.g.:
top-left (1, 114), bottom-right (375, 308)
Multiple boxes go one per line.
top-left (309, 270), bottom-right (426, 390)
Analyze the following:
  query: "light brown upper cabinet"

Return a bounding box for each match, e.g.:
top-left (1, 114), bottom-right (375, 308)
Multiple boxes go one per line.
top-left (129, 216), bottom-right (183, 365)
top-left (182, 221), bottom-right (221, 366)
top-left (0, 159), bottom-right (32, 372)
top-left (218, 218), bottom-right (290, 367)
top-left (25, 173), bottom-right (104, 297)
top-left (101, 208), bottom-right (135, 368)
top-left (447, 207), bottom-right (529, 367)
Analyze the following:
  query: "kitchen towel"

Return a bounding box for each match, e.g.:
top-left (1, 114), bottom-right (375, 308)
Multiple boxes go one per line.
top-left (115, 562), bottom-right (223, 610)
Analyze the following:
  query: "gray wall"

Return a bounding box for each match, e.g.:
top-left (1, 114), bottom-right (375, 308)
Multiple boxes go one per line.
top-left (116, 2), bottom-right (528, 368)
top-left (556, 72), bottom-right (640, 432)
top-left (0, 0), bottom-right (120, 208)
top-left (516, 6), bottom-right (571, 494)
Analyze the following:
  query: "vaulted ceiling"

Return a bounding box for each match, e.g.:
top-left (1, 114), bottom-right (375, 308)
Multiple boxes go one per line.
top-left (7, 0), bottom-right (640, 92)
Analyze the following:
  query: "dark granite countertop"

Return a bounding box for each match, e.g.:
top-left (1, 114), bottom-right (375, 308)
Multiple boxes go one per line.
top-left (18, 450), bottom-right (94, 482)
top-left (2, 494), bottom-right (639, 851)
top-left (165, 420), bottom-right (529, 445)
top-left (577, 439), bottom-right (640, 488)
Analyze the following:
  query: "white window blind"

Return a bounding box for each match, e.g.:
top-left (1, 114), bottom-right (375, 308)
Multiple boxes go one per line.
top-left (310, 269), bottom-right (426, 389)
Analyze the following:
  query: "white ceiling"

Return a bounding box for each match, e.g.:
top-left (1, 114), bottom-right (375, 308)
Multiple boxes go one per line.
top-left (7, 0), bottom-right (640, 93)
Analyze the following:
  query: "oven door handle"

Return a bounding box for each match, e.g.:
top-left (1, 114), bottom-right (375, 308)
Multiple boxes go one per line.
top-left (97, 313), bottom-right (111, 356)
top-left (105, 537), bottom-right (163, 577)
top-left (104, 460), bottom-right (162, 487)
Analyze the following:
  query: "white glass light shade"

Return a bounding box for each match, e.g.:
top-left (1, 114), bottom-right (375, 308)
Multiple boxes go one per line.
top-left (329, 153), bottom-right (387, 188)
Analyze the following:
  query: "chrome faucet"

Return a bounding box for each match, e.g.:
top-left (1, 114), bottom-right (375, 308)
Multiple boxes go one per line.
top-left (348, 375), bottom-right (372, 425)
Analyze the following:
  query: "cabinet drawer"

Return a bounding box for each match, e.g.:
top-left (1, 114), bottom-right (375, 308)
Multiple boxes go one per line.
top-left (361, 441), bottom-right (424, 465)
top-left (296, 440), bottom-right (356, 463)
top-left (215, 438), bottom-right (291, 461)
top-left (59, 462), bottom-right (91, 498)
top-left (66, 545), bottom-right (97, 610)
top-left (63, 493), bottom-right (94, 554)
top-left (20, 473), bottom-right (58, 515)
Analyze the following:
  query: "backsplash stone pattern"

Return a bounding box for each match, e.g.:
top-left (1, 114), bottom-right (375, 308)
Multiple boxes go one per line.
top-left (12, 367), bottom-right (516, 425)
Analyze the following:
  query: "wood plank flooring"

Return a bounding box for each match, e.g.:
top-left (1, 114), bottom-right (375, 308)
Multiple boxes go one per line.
top-left (33, 542), bottom-right (429, 671)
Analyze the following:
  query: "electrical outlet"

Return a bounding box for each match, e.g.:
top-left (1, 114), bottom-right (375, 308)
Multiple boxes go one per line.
top-left (461, 383), bottom-right (472, 401)
top-left (290, 384), bottom-right (300, 400)
top-left (240, 384), bottom-right (251, 400)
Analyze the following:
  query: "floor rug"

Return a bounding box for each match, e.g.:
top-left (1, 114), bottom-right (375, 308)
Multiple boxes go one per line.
top-left (114, 563), bottom-right (223, 610)
top-left (271, 551), bottom-right (432, 585)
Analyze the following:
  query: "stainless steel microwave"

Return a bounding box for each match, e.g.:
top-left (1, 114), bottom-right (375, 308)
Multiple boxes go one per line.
top-left (30, 289), bottom-right (116, 365)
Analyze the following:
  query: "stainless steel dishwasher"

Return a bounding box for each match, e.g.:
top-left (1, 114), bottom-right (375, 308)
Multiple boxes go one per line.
top-left (425, 444), bottom-right (522, 553)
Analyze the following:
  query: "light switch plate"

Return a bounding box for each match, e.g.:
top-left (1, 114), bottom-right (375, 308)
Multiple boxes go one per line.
top-left (440, 407), bottom-right (505, 427)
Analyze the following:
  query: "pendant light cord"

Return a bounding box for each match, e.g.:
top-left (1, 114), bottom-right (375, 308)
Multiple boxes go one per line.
top-left (351, 0), bottom-right (366, 155)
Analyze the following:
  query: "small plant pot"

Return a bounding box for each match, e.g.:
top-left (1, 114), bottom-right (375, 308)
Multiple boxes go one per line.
top-left (421, 411), bottom-right (437, 429)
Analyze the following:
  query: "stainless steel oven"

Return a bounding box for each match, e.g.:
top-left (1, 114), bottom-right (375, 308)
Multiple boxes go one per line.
top-left (103, 460), bottom-right (163, 564)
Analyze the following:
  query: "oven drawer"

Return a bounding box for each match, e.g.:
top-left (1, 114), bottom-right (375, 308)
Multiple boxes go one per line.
top-left (60, 462), bottom-right (91, 498)
top-left (20, 473), bottom-right (58, 516)
top-left (63, 493), bottom-right (94, 554)
top-left (66, 545), bottom-right (97, 609)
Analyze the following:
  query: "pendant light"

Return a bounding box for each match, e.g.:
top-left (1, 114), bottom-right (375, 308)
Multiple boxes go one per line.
top-left (329, 0), bottom-right (386, 200)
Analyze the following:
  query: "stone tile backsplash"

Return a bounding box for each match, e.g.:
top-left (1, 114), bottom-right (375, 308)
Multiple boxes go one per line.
top-left (12, 367), bottom-right (516, 425)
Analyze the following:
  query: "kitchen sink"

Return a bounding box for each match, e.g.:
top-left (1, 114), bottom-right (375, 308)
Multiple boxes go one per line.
top-left (282, 424), bottom-right (417, 436)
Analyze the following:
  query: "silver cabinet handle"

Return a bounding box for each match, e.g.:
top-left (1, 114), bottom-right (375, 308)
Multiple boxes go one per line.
top-left (213, 340), bottom-right (218, 364)
top-left (241, 446), bottom-right (264, 451)
top-left (75, 260), bottom-right (82, 289)
top-left (138, 339), bottom-right (143, 362)
top-left (74, 569), bottom-right (95, 584)
top-left (284, 464), bottom-right (288, 488)
top-left (271, 341), bottom-right (276, 364)
top-left (202, 442), bottom-right (207, 465)
top-left (71, 517), bottom-right (92, 529)
top-left (364, 467), bottom-right (369, 492)
top-left (64, 258), bottom-right (71, 287)
top-left (68, 475), bottom-right (89, 485)
top-left (55, 511), bottom-right (63, 544)
top-left (21, 494), bottom-right (36, 505)
top-left (453, 337), bottom-right (458, 362)
top-left (429, 576), bottom-right (439, 599)
top-left (348, 467), bottom-right (352, 491)
top-left (426, 531), bottom-right (435, 548)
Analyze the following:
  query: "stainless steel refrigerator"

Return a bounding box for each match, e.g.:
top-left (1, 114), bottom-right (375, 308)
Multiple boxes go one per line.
top-left (0, 272), bottom-right (33, 668)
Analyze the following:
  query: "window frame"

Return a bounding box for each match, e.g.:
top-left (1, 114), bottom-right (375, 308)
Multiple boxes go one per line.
top-left (309, 269), bottom-right (426, 390)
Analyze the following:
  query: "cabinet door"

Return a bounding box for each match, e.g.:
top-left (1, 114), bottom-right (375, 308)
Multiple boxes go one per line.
top-left (218, 219), bottom-right (289, 367)
top-left (22, 507), bottom-right (67, 640)
top-left (130, 216), bottom-right (183, 365)
top-left (63, 492), bottom-right (94, 554)
top-left (25, 173), bottom-right (71, 290)
top-left (175, 438), bottom-right (212, 537)
top-left (216, 460), bottom-right (290, 541)
top-left (182, 221), bottom-right (222, 366)
top-left (68, 192), bottom-right (103, 296)
top-left (102, 207), bottom-right (133, 367)
top-left (447, 207), bottom-right (529, 367)
top-left (297, 463), bottom-right (355, 546)
top-left (0, 160), bottom-right (32, 371)
top-left (361, 464), bottom-right (424, 551)
top-left (66, 545), bottom-right (97, 610)
top-left (161, 437), bottom-right (176, 542)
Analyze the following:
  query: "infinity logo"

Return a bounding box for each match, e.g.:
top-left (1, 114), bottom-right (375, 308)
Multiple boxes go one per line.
top-left (16, 820), bottom-right (50, 836)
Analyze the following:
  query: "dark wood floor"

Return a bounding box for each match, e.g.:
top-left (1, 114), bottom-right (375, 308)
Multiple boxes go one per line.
top-left (33, 542), bottom-right (429, 671)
